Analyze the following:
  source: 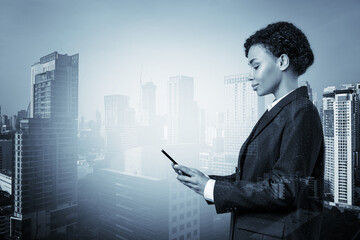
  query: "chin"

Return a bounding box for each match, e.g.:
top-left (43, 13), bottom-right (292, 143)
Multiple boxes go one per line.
top-left (256, 90), bottom-right (265, 96)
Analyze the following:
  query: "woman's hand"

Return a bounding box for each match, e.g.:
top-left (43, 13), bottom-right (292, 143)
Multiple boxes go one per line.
top-left (172, 164), bottom-right (210, 196)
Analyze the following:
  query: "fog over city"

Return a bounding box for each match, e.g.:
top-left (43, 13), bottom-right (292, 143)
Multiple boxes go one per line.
top-left (1, 0), bottom-right (360, 120)
top-left (1, 1), bottom-right (360, 239)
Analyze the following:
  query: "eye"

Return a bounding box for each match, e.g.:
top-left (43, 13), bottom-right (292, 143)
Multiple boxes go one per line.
top-left (253, 65), bottom-right (259, 70)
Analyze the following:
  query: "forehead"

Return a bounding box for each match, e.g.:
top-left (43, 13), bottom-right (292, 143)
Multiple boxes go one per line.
top-left (248, 44), bottom-right (276, 63)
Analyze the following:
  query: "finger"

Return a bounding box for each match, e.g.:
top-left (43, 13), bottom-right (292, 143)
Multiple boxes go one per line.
top-left (177, 174), bottom-right (197, 184)
top-left (178, 180), bottom-right (199, 192)
top-left (174, 165), bottom-right (193, 176)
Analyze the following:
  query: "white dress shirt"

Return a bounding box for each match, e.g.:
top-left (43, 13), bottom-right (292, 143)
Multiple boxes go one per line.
top-left (203, 89), bottom-right (297, 202)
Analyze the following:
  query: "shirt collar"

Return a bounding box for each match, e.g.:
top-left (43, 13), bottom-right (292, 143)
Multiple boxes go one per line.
top-left (267, 88), bottom-right (298, 111)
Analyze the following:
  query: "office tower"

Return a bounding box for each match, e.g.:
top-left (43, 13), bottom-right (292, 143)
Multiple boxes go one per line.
top-left (1, 115), bottom-right (7, 127)
top-left (104, 95), bottom-right (137, 170)
top-left (11, 52), bottom-right (78, 239)
top-left (97, 169), bottom-right (169, 240)
top-left (323, 86), bottom-right (336, 201)
top-left (168, 75), bottom-right (199, 144)
top-left (0, 191), bottom-right (11, 238)
top-left (30, 52), bottom-right (78, 119)
top-left (322, 84), bottom-right (360, 206)
top-left (168, 177), bottom-right (200, 240)
top-left (17, 110), bottom-right (27, 124)
top-left (138, 82), bottom-right (163, 145)
top-left (97, 144), bottom-right (200, 240)
top-left (0, 136), bottom-right (12, 172)
top-left (0, 171), bottom-right (11, 194)
top-left (9, 115), bottom-right (16, 131)
top-left (224, 74), bottom-right (264, 165)
top-left (140, 82), bottom-right (156, 126)
top-left (1, 115), bottom-right (9, 134)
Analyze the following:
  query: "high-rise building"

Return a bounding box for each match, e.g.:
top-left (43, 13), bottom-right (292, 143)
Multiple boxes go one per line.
top-left (322, 84), bottom-right (360, 206)
top-left (323, 86), bottom-right (336, 201)
top-left (140, 82), bottom-right (156, 126)
top-left (138, 82), bottom-right (163, 145)
top-left (167, 75), bottom-right (199, 144)
top-left (97, 143), bottom-right (200, 240)
top-left (11, 52), bottom-right (79, 239)
top-left (97, 169), bottom-right (169, 240)
top-left (104, 95), bottom-right (137, 170)
top-left (224, 74), bottom-right (264, 166)
top-left (30, 52), bottom-right (78, 119)
top-left (0, 136), bottom-right (12, 172)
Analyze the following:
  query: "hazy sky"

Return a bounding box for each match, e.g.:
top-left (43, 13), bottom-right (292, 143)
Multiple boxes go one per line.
top-left (1, 0), bottom-right (360, 120)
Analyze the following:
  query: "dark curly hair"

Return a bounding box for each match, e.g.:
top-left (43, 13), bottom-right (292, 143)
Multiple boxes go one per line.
top-left (244, 21), bottom-right (314, 76)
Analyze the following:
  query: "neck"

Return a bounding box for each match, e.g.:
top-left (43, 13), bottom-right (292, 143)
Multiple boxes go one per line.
top-left (273, 74), bottom-right (298, 100)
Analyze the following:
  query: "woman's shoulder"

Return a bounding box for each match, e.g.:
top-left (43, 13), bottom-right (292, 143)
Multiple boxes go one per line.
top-left (281, 97), bottom-right (321, 123)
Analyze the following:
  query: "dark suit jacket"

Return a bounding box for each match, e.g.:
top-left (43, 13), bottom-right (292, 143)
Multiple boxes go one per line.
top-left (209, 86), bottom-right (324, 240)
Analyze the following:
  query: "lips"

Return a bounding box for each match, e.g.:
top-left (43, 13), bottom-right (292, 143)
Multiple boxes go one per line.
top-left (251, 83), bottom-right (259, 90)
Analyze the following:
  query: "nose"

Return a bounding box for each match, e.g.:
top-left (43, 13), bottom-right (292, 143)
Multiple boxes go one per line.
top-left (248, 69), bottom-right (254, 81)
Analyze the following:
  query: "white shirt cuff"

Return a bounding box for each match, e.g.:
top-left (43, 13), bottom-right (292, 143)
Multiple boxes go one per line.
top-left (203, 179), bottom-right (216, 202)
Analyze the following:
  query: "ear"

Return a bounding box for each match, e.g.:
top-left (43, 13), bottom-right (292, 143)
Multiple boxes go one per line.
top-left (277, 54), bottom-right (290, 71)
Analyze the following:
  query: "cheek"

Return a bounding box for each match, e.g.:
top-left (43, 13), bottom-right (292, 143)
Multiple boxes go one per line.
top-left (258, 64), bottom-right (278, 84)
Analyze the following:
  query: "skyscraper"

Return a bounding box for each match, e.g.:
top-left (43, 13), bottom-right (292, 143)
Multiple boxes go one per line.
top-left (140, 82), bottom-right (156, 126)
top-left (11, 52), bottom-right (79, 239)
top-left (322, 84), bottom-right (360, 206)
top-left (0, 135), bottom-right (12, 172)
top-left (224, 74), bottom-right (264, 167)
top-left (104, 95), bottom-right (137, 170)
top-left (167, 75), bottom-right (199, 144)
top-left (97, 169), bottom-right (169, 240)
top-left (323, 86), bottom-right (336, 201)
top-left (138, 82), bottom-right (163, 145)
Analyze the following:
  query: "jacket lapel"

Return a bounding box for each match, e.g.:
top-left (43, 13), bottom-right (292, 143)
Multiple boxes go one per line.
top-left (237, 86), bottom-right (309, 171)
top-left (248, 86), bottom-right (309, 144)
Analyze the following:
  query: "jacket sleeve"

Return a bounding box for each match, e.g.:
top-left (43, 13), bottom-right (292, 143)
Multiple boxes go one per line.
top-left (213, 107), bottom-right (323, 214)
top-left (209, 174), bottom-right (236, 182)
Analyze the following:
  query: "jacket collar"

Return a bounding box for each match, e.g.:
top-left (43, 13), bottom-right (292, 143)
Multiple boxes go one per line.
top-left (249, 86), bottom-right (309, 143)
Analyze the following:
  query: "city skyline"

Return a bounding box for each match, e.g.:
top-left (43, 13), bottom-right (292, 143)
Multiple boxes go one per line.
top-left (1, 1), bottom-right (360, 120)
top-left (0, 49), bottom-right (359, 239)
top-left (1, 1), bottom-right (360, 239)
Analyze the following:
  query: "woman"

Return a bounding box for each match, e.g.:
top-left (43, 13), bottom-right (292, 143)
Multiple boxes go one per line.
top-left (174, 21), bottom-right (324, 240)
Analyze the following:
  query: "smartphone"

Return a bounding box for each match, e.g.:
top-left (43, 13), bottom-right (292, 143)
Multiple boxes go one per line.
top-left (161, 149), bottom-right (190, 177)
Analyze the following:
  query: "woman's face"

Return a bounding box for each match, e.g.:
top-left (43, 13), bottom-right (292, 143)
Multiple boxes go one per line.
top-left (247, 44), bottom-right (282, 97)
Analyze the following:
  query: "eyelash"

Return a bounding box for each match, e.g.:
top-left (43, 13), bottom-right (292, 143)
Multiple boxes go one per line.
top-left (254, 66), bottom-right (259, 70)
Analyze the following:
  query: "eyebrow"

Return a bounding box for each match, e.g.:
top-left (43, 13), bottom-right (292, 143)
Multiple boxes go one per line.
top-left (248, 58), bottom-right (258, 65)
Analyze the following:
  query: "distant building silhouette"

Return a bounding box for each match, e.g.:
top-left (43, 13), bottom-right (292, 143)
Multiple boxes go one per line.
top-left (224, 74), bottom-right (264, 169)
top-left (137, 82), bottom-right (163, 146)
top-left (11, 52), bottom-right (79, 239)
top-left (167, 75), bottom-right (199, 144)
top-left (140, 82), bottom-right (156, 126)
top-left (104, 95), bottom-right (137, 170)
